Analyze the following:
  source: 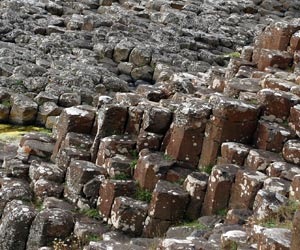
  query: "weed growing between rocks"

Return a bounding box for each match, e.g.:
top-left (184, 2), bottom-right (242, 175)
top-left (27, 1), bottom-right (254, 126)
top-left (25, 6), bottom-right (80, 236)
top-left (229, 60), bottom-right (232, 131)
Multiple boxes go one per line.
top-left (80, 208), bottom-right (101, 220)
top-left (135, 187), bottom-right (152, 203)
top-left (180, 220), bottom-right (208, 230)
top-left (258, 200), bottom-right (300, 229)
top-left (202, 165), bottom-right (214, 175)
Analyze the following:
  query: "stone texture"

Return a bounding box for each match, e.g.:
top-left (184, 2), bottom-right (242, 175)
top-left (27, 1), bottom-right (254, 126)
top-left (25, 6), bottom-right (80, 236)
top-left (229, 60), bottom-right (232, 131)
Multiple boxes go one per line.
top-left (26, 209), bottom-right (74, 250)
top-left (134, 151), bottom-right (175, 191)
top-left (202, 164), bottom-right (239, 216)
top-left (111, 196), bottom-right (148, 236)
top-left (98, 180), bottom-right (136, 221)
top-left (229, 169), bottom-right (267, 210)
top-left (183, 172), bottom-right (209, 220)
top-left (0, 200), bottom-right (36, 250)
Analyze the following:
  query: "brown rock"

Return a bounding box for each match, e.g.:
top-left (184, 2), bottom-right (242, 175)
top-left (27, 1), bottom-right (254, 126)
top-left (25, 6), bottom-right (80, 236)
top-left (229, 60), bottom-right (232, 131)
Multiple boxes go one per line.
top-left (90, 104), bottom-right (128, 162)
top-left (51, 106), bottom-right (95, 160)
top-left (225, 209), bottom-right (252, 225)
top-left (229, 169), bottom-right (267, 210)
top-left (291, 210), bottom-right (300, 250)
top-left (96, 135), bottom-right (136, 166)
top-left (219, 142), bottom-right (252, 166)
top-left (98, 180), bottom-right (136, 221)
top-left (134, 152), bottom-right (175, 191)
top-left (199, 96), bottom-right (259, 168)
top-left (111, 196), bottom-right (148, 236)
top-left (245, 149), bottom-right (283, 172)
top-left (289, 174), bottom-right (300, 200)
top-left (283, 140), bottom-right (300, 165)
top-left (289, 104), bottom-right (300, 137)
top-left (257, 49), bottom-right (293, 71)
top-left (183, 172), bottom-right (209, 220)
top-left (253, 190), bottom-right (286, 221)
top-left (253, 120), bottom-right (295, 153)
top-left (125, 106), bottom-right (144, 136)
top-left (142, 106), bottom-right (172, 134)
top-left (289, 30), bottom-right (300, 54)
top-left (258, 89), bottom-right (300, 120)
top-left (202, 164), bottom-right (239, 216)
top-left (165, 101), bottom-right (211, 166)
top-left (136, 130), bottom-right (163, 152)
top-left (266, 162), bottom-right (300, 181)
top-left (257, 228), bottom-right (291, 250)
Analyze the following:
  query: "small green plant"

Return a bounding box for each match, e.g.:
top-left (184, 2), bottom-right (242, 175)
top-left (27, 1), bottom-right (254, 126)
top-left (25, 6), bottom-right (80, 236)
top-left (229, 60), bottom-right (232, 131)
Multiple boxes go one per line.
top-left (135, 188), bottom-right (152, 203)
top-left (175, 178), bottom-right (185, 186)
top-left (202, 165), bottom-right (213, 175)
top-left (230, 242), bottom-right (238, 250)
top-left (223, 51), bottom-right (241, 58)
top-left (248, 99), bottom-right (259, 105)
top-left (163, 154), bottom-right (174, 161)
top-left (1, 99), bottom-right (11, 107)
top-left (34, 200), bottom-right (44, 212)
top-left (181, 220), bottom-right (208, 230)
top-left (80, 208), bottom-right (101, 220)
top-left (217, 208), bottom-right (228, 217)
top-left (130, 159), bottom-right (138, 169)
top-left (259, 200), bottom-right (300, 229)
top-left (280, 120), bottom-right (289, 127)
top-left (112, 173), bottom-right (130, 180)
top-left (86, 234), bottom-right (103, 242)
top-left (15, 79), bottom-right (24, 85)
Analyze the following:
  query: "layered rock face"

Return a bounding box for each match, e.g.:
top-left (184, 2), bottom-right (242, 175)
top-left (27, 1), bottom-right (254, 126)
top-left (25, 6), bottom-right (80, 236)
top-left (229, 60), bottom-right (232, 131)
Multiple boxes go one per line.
top-left (1, 0), bottom-right (300, 250)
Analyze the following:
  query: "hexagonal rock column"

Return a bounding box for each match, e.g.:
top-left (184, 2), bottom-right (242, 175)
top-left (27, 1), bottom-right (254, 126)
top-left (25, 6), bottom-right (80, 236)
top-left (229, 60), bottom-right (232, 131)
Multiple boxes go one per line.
top-left (55, 132), bottom-right (94, 168)
top-left (143, 180), bottom-right (189, 237)
top-left (165, 100), bottom-right (211, 167)
top-left (0, 178), bottom-right (32, 216)
top-left (125, 106), bottom-right (144, 136)
top-left (253, 120), bottom-right (295, 153)
top-left (64, 160), bottom-right (106, 204)
top-left (257, 228), bottom-right (291, 250)
top-left (90, 104), bottom-right (128, 162)
top-left (256, 49), bottom-right (293, 71)
top-left (98, 180), bottom-right (136, 222)
top-left (9, 94), bottom-right (38, 125)
top-left (266, 161), bottom-right (300, 180)
top-left (183, 172), bottom-right (209, 220)
top-left (291, 211), bottom-right (300, 250)
top-left (134, 151), bottom-right (175, 191)
top-left (252, 189), bottom-right (286, 221)
top-left (51, 106), bottom-right (95, 161)
top-left (289, 104), bottom-right (300, 137)
top-left (96, 135), bottom-right (136, 166)
top-left (141, 105), bottom-right (172, 134)
top-left (0, 200), bottom-right (36, 250)
top-left (218, 142), bottom-right (251, 165)
top-left (257, 89), bottom-right (300, 120)
top-left (111, 196), bottom-right (148, 236)
top-left (199, 95), bottom-right (259, 168)
top-left (201, 164), bottom-right (239, 216)
top-left (289, 174), bottom-right (300, 200)
top-left (263, 177), bottom-right (291, 196)
top-left (18, 132), bottom-right (56, 161)
top-left (245, 149), bottom-right (283, 172)
top-left (253, 21), bottom-right (300, 55)
top-left (26, 208), bottom-right (74, 250)
top-left (283, 140), bottom-right (300, 165)
top-left (229, 169), bottom-right (267, 210)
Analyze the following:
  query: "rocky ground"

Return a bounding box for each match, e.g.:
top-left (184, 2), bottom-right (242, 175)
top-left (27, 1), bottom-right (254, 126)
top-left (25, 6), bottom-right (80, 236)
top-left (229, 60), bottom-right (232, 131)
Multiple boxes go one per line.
top-left (1, 0), bottom-right (300, 250)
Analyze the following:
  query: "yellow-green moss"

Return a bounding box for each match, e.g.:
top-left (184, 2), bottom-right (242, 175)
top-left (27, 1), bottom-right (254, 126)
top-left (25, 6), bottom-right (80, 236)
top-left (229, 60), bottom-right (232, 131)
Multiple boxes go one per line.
top-left (0, 124), bottom-right (51, 144)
